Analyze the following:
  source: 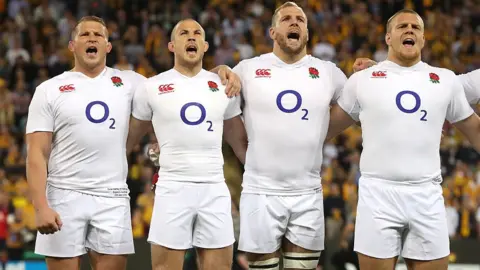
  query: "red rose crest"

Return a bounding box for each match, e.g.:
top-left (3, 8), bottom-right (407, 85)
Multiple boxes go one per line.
top-left (309, 67), bottom-right (319, 79)
top-left (111, 76), bottom-right (123, 87)
top-left (208, 81), bottom-right (219, 92)
top-left (429, 73), bottom-right (440, 84)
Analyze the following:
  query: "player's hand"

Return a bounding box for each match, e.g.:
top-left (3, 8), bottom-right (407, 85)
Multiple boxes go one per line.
top-left (36, 207), bottom-right (62, 234)
top-left (217, 65), bottom-right (241, 97)
top-left (353, 58), bottom-right (377, 73)
top-left (148, 143), bottom-right (160, 166)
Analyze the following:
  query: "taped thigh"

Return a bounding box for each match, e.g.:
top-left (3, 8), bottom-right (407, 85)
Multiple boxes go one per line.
top-left (283, 252), bottom-right (321, 269)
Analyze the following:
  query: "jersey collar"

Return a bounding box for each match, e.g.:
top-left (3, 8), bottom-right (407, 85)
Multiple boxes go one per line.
top-left (269, 53), bottom-right (310, 69)
top-left (66, 67), bottom-right (109, 80)
top-left (382, 60), bottom-right (425, 71)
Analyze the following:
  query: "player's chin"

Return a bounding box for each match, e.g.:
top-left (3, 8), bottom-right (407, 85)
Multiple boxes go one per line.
top-left (183, 53), bottom-right (202, 63)
top-left (399, 49), bottom-right (420, 60)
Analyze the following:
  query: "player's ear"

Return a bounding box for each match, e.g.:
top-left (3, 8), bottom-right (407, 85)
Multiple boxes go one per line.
top-left (168, 41), bottom-right (175, 53)
top-left (68, 41), bottom-right (75, 53)
top-left (203, 41), bottom-right (209, 53)
top-left (106, 41), bottom-right (112, 53)
top-left (269, 27), bottom-right (275, 40)
top-left (385, 33), bottom-right (391, 46)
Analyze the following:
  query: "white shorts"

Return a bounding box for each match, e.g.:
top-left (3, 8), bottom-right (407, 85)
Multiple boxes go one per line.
top-left (238, 191), bottom-right (324, 254)
top-left (35, 185), bottom-right (134, 257)
top-left (354, 177), bottom-right (450, 260)
top-left (148, 181), bottom-right (235, 249)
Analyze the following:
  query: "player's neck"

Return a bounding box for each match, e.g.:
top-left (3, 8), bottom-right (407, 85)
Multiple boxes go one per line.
top-left (387, 53), bottom-right (421, 67)
top-left (273, 46), bottom-right (307, 64)
top-left (72, 62), bottom-right (106, 78)
top-left (173, 62), bottom-right (202, 77)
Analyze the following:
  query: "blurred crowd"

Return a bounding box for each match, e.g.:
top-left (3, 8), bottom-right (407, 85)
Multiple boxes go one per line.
top-left (0, 0), bottom-right (479, 268)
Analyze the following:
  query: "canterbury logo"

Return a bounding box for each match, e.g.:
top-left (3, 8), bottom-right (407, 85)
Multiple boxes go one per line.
top-left (255, 69), bottom-right (271, 77)
top-left (371, 71), bottom-right (387, 78)
top-left (158, 84), bottom-right (174, 94)
top-left (59, 84), bottom-right (75, 92)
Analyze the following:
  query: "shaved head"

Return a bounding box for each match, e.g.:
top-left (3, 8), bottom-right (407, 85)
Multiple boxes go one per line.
top-left (170, 19), bottom-right (206, 41)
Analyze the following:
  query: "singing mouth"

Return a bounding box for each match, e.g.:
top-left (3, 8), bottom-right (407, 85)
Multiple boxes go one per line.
top-left (86, 46), bottom-right (98, 56)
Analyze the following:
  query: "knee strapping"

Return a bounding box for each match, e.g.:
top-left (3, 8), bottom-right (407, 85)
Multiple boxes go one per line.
top-left (283, 252), bottom-right (321, 269)
top-left (249, 257), bottom-right (280, 270)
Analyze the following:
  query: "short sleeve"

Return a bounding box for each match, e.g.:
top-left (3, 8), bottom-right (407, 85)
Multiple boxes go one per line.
top-left (330, 63), bottom-right (348, 104)
top-left (446, 76), bottom-right (474, 123)
top-left (224, 96), bottom-right (242, 120)
top-left (458, 70), bottom-right (480, 105)
top-left (26, 85), bottom-right (54, 134)
top-left (132, 82), bottom-right (153, 121)
top-left (337, 72), bottom-right (361, 121)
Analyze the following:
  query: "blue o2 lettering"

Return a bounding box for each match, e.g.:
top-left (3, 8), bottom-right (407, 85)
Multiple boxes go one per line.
top-left (395, 90), bottom-right (427, 121)
top-left (85, 101), bottom-right (116, 129)
top-left (180, 102), bottom-right (213, 131)
top-left (276, 90), bottom-right (308, 120)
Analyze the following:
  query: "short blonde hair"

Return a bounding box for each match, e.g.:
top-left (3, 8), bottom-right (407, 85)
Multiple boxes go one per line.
top-left (271, 1), bottom-right (305, 27)
top-left (71, 16), bottom-right (108, 40)
top-left (386, 9), bottom-right (423, 32)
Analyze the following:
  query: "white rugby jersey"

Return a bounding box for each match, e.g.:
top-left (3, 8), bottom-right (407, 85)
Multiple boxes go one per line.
top-left (338, 60), bottom-right (474, 183)
top-left (132, 69), bottom-right (241, 183)
top-left (459, 69), bottom-right (480, 105)
top-left (233, 53), bottom-right (347, 195)
top-left (26, 67), bottom-right (146, 197)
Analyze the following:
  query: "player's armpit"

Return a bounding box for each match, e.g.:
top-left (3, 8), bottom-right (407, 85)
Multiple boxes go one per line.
top-left (26, 131), bottom-right (53, 210)
top-left (453, 113), bottom-right (480, 153)
top-left (223, 116), bottom-right (247, 165)
top-left (326, 105), bottom-right (357, 142)
top-left (126, 117), bottom-right (152, 154)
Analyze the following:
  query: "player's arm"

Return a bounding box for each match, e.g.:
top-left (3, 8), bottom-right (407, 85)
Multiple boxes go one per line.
top-left (25, 85), bottom-right (63, 233)
top-left (326, 64), bottom-right (358, 141)
top-left (353, 58), bottom-right (377, 73)
top-left (224, 115), bottom-right (247, 165)
top-left (447, 76), bottom-right (480, 153)
top-left (326, 72), bottom-right (361, 141)
top-left (210, 65), bottom-right (241, 97)
top-left (458, 69), bottom-right (480, 105)
top-left (126, 117), bottom-right (151, 154)
top-left (223, 95), bottom-right (247, 164)
top-left (453, 113), bottom-right (480, 152)
top-left (326, 106), bottom-right (356, 141)
top-left (26, 132), bottom-right (52, 211)
top-left (127, 81), bottom-right (154, 155)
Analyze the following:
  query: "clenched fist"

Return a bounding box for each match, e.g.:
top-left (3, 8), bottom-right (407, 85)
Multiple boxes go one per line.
top-left (36, 206), bottom-right (63, 235)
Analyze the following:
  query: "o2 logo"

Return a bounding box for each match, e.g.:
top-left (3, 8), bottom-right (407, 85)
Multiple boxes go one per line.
top-left (276, 90), bottom-right (308, 120)
top-left (180, 102), bottom-right (213, 131)
top-left (395, 90), bottom-right (427, 121)
top-left (85, 101), bottom-right (116, 129)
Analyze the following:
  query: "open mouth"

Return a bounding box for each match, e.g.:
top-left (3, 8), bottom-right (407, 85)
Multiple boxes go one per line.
top-left (287, 32), bottom-right (300, 41)
top-left (402, 38), bottom-right (415, 48)
top-left (86, 46), bottom-right (98, 57)
top-left (186, 44), bottom-right (198, 56)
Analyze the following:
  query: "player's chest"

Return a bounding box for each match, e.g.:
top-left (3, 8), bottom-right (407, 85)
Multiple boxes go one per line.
top-left (53, 80), bottom-right (132, 124)
top-left (244, 66), bottom-right (333, 110)
top-left (149, 82), bottom-right (229, 120)
top-left (359, 71), bottom-right (451, 117)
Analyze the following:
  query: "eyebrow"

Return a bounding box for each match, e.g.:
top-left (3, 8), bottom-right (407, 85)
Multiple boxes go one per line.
top-left (397, 22), bottom-right (421, 28)
top-left (280, 14), bottom-right (306, 21)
